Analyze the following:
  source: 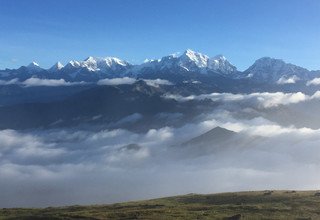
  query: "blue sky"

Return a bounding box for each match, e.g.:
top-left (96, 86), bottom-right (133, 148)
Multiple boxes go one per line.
top-left (0, 0), bottom-right (319, 70)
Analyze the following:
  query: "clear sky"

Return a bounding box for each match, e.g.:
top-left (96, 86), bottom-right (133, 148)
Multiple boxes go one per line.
top-left (0, 0), bottom-right (319, 71)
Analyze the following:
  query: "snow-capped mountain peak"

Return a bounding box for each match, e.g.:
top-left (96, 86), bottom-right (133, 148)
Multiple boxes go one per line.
top-left (176, 49), bottom-right (237, 74)
top-left (28, 61), bottom-right (40, 67)
top-left (56, 56), bottom-right (133, 80)
top-left (244, 57), bottom-right (310, 81)
top-left (179, 49), bottom-right (209, 68)
top-left (82, 56), bottom-right (129, 66)
top-left (208, 54), bottom-right (236, 74)
top-left (127, 49), bottom-right (237, 75)
top-left (143, 59), bottom-right (155, 63)
top-left (26, 61), bottom-right (43, 72)
top-left (67, 60), bottom-right (81, 68)
top-left (81, 57), bottom-right (99, 71)
top-left (84, 56), bottom-right (96, 62)
top-left (56, 62), bottom-right (64, 69)
top-left (81, 56), bottom-right (130, 72)
top-left (212, 54), bottom-right (227, 61)
top-left (49, 62), bottom-right (64, 72)
top-left (104, 57), bottom-right (129, 67)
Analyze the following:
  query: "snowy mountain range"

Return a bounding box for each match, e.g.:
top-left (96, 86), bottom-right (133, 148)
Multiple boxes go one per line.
top-left (0, 49), bottom-right (319, 84)
top-left (130, 49), bottom-right (237, 76)
top-left (1, 49), bottom-right (320, 130)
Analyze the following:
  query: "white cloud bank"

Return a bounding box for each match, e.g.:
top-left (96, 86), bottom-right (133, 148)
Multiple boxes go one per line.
top-left (97, 77), bottom-right (137, 85)
top-left (164, 91), bottom-right (320, 108)
top-left (1, 77), bottom-right (173, 87)
top-left (0, 86), bottom-right (320, 208)
top-left (307, 77), bottom-right (320, 86)
top-left (22, 78), bottom-right (87, 87)
top-left (0, 78), bottom-right (19, 85)
top-left (276, 75), bottom-right (300, 84)
top-left (0, 78), bottom-right (86, 87)
top-left (1, 110), bottom-right (320, 207)
top-left (143, 79), bottom-right (173, 87)
top-left (97, 77), bottom-right (173, 87)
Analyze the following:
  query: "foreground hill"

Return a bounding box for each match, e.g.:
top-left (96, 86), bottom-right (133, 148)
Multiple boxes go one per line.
top-left (1, 190), bottom-right (320, 219)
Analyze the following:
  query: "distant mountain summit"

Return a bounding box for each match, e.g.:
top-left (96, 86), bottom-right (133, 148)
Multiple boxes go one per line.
top-left (64, 56), bottom-right (131, 72)
top-left (244, 57), bottom-right (311, 82)
top-left (49, 62), bottom-right (64, 73)
top-left (182, 126), bottom-right (236, 147)
top-left (131, 49), bottom-right (237, 76)
top-left (178, 49), bottom-right (237, 74)
top-left (26, 62), bottom-right (42, 72)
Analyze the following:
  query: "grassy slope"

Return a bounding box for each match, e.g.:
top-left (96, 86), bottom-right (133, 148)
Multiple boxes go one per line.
top-left (1, 190), bottom-right (320, 219)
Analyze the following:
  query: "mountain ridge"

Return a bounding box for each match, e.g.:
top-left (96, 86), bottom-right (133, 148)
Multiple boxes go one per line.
top-left (1, 49), bottom-right (320, 84)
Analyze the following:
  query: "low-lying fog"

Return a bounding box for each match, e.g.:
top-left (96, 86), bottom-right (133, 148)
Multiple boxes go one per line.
top-left (1, 91), bottom-right (320, 207)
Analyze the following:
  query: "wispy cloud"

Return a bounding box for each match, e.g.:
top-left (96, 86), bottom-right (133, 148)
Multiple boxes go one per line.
top-left (276, 75), bottom-right (300, 84)
top-left (143, 79), bottom-right (173, 87)
top-left (97, 77), bottom-right (173, 87)
top-left (163, 91), bottom-right (320, 108)
top-left (97, 77), bottom-right (137, 85)
top-left (307, 77), bottom-right (320, 86)
top-left (0, 78), bottom-right (87, 87)
top-left (0, 78), bottom-right (19, 85)
top-left (22, 78), bottom-right (87, 87)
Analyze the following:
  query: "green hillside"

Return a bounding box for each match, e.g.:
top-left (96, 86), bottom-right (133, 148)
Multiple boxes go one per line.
top-left (1, 190), bottom-right (320, 219)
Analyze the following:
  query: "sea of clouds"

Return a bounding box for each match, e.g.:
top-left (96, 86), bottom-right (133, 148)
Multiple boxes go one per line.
top-left (1, 90), bottom-right (320, 207)
top-left (0, 77), bottom-right (173, 88)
